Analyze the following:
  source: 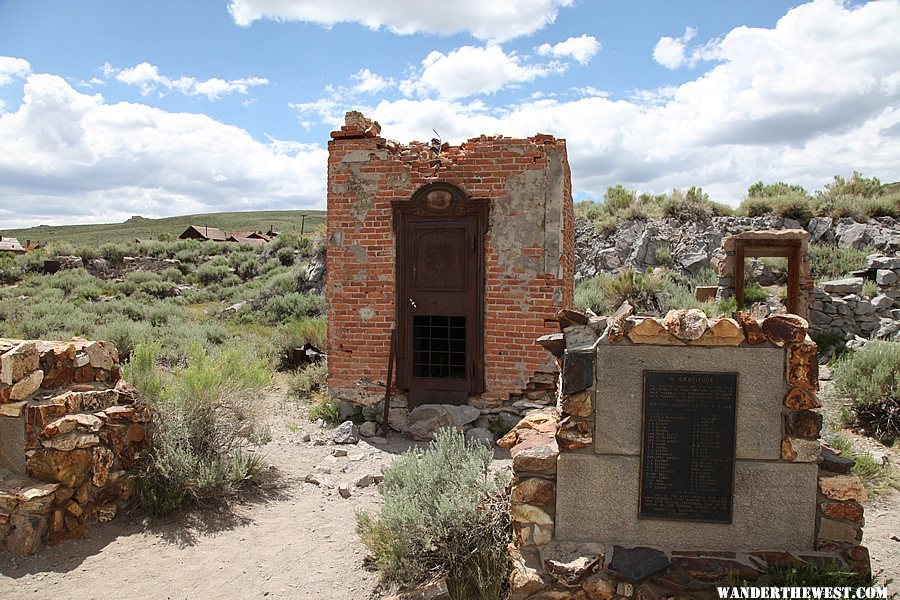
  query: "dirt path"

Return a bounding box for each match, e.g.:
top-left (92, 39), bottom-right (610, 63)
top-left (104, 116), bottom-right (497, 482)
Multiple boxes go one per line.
top-left (0, 401), bottom-right (422, 600)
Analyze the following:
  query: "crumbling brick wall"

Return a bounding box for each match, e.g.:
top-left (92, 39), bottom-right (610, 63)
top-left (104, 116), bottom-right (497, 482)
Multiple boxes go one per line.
top-left (326, 112), bottom-right (574, 413)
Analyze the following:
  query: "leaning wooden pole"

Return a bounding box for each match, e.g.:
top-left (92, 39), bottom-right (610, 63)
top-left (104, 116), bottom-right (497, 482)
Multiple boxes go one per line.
top-left (380, 328), bottom-right (397, 436)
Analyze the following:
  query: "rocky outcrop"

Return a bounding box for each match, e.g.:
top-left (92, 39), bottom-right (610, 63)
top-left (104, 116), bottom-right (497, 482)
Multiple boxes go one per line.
top-left (575, 215), bottom-right (900, 281)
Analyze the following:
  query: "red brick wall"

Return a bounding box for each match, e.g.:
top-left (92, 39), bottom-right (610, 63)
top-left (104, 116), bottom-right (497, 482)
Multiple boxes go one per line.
top-left (326, 113), bottom-right (574, 409)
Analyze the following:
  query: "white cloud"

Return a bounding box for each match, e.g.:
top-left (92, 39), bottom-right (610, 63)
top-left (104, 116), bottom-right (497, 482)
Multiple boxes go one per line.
top-left (0, 74), bottom-right (325, 227)
top-left (537, 35), bottom-right (601, 65)
top-left (402, 43), bottom-right (554, 99)
top-left (228, 0), bottom-right (574, 42)
top-left (301, 0), bottom-right (900, 203)
top-left (653, 27), bottom-right (697, 69)
top-left (112, 62), bottom-right (268, 100)
top-left (0, 57), bottom-right (31, 86)
top-left (351, 69), bottom-right (393, 94)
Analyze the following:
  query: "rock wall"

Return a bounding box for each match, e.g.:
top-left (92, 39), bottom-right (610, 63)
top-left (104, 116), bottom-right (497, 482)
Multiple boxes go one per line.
top-left (0, 338), bottom-right (148, 555)
top-left (503, 310), bottom-right (869, 599)
top-left (576, 215), bottom-right (900, 281)
top-left (808, 256), bottom-right (900, 339)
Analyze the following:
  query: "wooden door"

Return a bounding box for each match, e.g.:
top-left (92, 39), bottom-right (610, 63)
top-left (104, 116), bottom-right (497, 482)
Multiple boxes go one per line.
top-left (394, 183), bottom-right (487, 408)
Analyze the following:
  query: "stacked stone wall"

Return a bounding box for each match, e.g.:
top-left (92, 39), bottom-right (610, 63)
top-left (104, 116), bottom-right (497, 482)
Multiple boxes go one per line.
top-left (808, 255), bottom-right (900, 339)
top-left (0, 338), bottom-right (148, 555)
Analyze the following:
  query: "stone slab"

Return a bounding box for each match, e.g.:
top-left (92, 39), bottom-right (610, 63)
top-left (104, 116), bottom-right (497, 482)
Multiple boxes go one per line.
top-left (0, 415), bottom-right (26, 476)
top-left (556, 454), bottom-right (817, 552)
top-left (594, 345), bottom-right (784, 460)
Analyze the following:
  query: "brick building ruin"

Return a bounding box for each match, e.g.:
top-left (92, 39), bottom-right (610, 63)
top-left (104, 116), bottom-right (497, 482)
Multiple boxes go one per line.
top-left (326, 112), bottom-right (574, 419)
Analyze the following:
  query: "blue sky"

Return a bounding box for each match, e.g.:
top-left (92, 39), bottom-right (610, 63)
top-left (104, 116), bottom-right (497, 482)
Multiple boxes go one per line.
top-left (1, 0), bottom-right (898, 227)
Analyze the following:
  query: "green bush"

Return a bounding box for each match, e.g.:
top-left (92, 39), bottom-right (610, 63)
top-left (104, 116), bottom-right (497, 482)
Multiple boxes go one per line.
top-left (808, 245), bottom-right (874, 281)
top-left (743, 283), bottom-right (769, 304)
top-left (126, 342), bottom-right (271, 515)
top-left (356, 429), bottom-right (511, 598)
top-left (276, 246), bottom-right (295, 267)
top-left (739, 197), bottom-right (774, 217)
top-left (95, 319), bottom-right (153, 360)
top-left (0, 254), bottom-right (21, 285)
top-left (271, 317), bottom-right (328, 369)
top-left (307, 394), bottom-right (341, 424)
top-left (195, 262), bottom-right (231, 286)
top-left (288, 362), bottom-right (328, 399)
top-left (832, 341), bottom-right (899, 444)
top-left (262, 292), bottom-right (325, 322)
top-left (99, 243), bottom-right (127, 266)
top-left (654, 244), bottom-right (673, 267)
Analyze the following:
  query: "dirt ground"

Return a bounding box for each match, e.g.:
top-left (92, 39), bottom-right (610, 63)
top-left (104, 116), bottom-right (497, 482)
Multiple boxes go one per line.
top-left (0, 386), bottom-right (897, 599)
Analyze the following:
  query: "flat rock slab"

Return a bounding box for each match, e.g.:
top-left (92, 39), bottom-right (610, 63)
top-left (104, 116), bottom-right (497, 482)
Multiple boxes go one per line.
top-left (609, 546), bottom-right (669, 583)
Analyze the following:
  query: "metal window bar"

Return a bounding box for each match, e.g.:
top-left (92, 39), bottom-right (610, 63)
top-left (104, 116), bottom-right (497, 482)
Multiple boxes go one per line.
top-left (412, 315), bottom-right (466, 379)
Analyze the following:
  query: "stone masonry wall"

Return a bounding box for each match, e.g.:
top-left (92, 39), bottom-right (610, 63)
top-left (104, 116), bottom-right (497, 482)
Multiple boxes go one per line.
top-left (808, 255), bottom-right (900, 340)
top-left (501, 310), bottom-right (870, 600)
top-left (0, 338), bottom-right (148, 555)
top-left (326, 111), bottom-right (574, 416)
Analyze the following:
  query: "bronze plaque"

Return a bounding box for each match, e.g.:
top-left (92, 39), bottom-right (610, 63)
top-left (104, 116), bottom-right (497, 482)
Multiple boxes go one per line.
top-left (640, 371), bottom-right (737, 523)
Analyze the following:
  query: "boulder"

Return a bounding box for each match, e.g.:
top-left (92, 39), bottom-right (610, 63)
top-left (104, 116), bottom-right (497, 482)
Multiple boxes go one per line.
top-left (465, 427), bottom-right (495, 448)
top-left (331, 421), bottom-right (360, 445)
top-left (821, 277), bottom-right (863, 295)
top-left (1, 342), bottom-right (39, 385)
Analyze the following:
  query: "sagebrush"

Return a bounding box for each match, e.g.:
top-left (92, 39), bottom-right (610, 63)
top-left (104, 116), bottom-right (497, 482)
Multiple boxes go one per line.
top-left (356, 428), bottom-right (511, 600)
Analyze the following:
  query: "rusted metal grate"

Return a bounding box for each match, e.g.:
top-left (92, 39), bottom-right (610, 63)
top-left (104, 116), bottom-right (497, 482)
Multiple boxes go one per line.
top-left (413, 315), bottom-right (466, 379)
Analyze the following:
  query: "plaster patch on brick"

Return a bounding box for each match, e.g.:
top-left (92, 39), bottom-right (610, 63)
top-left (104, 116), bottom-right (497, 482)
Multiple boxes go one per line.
top-left (350, 243), bottom-right (368, 264)
top-left (492, 168), bottom-right (547, 275)
top-left (359, 307), bottom-right (376, 321)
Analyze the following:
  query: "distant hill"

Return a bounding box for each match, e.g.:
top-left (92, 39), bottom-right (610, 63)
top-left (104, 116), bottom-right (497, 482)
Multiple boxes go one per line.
top-left (0, 209), bottom-right (326, 246)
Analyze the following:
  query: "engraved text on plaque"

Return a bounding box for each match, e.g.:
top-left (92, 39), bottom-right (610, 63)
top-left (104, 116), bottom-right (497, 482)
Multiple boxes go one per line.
top-left (639, 371), bottom-right (737, 523)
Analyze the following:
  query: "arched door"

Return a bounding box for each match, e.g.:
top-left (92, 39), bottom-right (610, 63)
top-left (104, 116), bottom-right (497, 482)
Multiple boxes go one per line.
top-left (394, 183), bottom-right (487, 408)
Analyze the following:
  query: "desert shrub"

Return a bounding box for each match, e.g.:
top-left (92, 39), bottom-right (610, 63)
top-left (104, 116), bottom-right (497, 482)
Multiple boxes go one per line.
top-left (743, 283), bottom-right (769, 304)
top-left (271, 317), bottom-right (328, 369)
top-left (356, 428), bottom-right (511, 598)
top-left (160, 267), bottom-right (183, 283)
top-left (262, 292), bottom-right (325, 322)
top-left (861, 280), bottom-right (878, 299)
top-left (808, 245), bottom-right (873, 281)
top-left (821, 171), bottom-right (882, 199)
top-left (44, 241), bottom-right (75, 258)
top-left (769, 192), bottom-right (815, 224)
top-left (0, 254), bottom-right (22, 284)
top-left (275, 246), bottom-right (295, 266)
top-left (125, 270), bottom-right (161, 285)
top-left (654, 244), bottom-right (673, 267)
top-left (689, 268), bottom-right (719, 287)
top-left (832, 341), bottom-right (899, 444)
top-left (95, 319), bottom-right (153, 360)
top-left (288, 362), bottom-right (328, 399)
top-left (195, 262), bottom-right (231, 286)
top-left (574, 277), bottom-right (606, 314)
top-left (739, 197), bottom-right (774, 217)
top-left (127, 342), bottom-right (271, 515)
top-left (228, 251), bottom-right (260, 281)
top-left (825, 434), bottom-right (896, 494)
top-left (747, 181), bottom-right (807, 198)
top-left (661, 187), bottom-right (726, 221)
top-left (603, 269), bottom-right (666, 314)
top-left (98, 243), bottom-right (127, 265)
top-left (307, 394), bottom-right (340, 424)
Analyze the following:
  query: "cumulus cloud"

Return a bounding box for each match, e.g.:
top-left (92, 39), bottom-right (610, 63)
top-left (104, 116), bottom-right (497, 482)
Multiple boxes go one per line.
top-left (402, 43), bottom-right (556, 99)
top-left (653, 27), bottom-right (697, 69)
top-left (302, 0), bottom-right (900, 202)
top-left (111, 62), bottom-right (268, 100)
top-left (351, 69), bottom-right (394, 94)
top-left (0, 74), bottom-right (325, 227)
top-left (537, 35), bottom-right (601, 65)
top-left (0, 57), bottom-right (31, 86)
top-left (227, 0), bottom-right (574, 42)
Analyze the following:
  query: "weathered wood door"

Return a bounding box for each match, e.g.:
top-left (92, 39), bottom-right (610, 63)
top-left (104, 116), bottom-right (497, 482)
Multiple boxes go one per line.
top-left (394, 183), bottom-right (487, 408)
